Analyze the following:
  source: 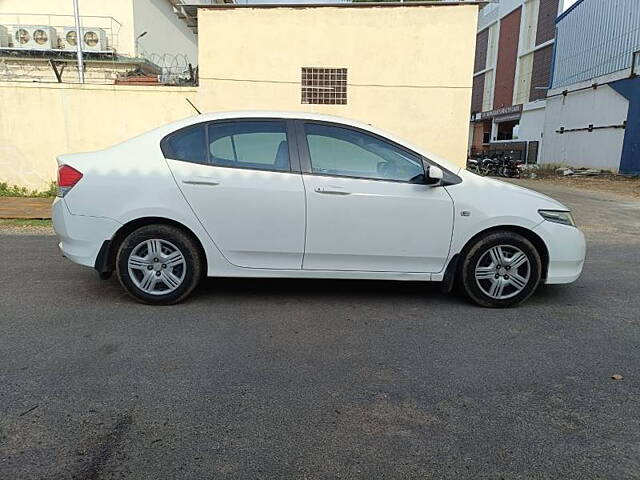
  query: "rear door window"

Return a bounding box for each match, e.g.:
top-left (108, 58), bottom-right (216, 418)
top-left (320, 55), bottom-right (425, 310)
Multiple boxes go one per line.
top-left (208, 121), bottom-right (290, 172)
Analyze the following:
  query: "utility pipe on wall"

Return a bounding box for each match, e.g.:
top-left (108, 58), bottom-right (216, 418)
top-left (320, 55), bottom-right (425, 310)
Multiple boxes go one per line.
top-left (72, 0), bottom-right (85, 84)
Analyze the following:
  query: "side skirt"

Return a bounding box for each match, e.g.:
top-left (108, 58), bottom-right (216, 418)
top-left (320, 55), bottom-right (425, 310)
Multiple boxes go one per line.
top-left (205, 269), bottom-right (432, 281)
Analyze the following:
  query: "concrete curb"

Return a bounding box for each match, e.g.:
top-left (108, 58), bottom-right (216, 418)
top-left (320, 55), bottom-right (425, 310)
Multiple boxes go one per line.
top-left (0, 198), bottom-right (54, 219)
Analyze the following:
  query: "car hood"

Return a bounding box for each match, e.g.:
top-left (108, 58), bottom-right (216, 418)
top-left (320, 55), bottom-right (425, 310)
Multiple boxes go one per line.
top-left (487, 175), bottom-right (567, 209)
top-left (448, 169), bottom-right (570, 213)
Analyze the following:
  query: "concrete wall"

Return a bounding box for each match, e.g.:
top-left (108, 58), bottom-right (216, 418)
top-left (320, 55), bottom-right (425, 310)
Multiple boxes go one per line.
top-left (0, 83), bottom-right (197, 188)
top-left (196, 5), bottom-right (479, 169)
top-left (541, 73), bottom-right (629, 171)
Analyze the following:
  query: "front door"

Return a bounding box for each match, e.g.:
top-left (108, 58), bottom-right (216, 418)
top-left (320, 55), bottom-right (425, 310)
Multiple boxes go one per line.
top-left (166, 119), bottom-right (305, 269)
top-left (298, 122), bottom-right (454, 273)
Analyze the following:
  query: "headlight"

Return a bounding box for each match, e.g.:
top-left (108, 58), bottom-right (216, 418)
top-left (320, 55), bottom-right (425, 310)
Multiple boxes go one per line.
top-left (538, 209), bottom-right (576, 227)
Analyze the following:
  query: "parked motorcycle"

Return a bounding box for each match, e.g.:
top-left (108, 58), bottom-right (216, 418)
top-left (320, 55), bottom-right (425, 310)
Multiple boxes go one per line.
top-left (467, 154), bottom-right (524, 178)
top-left (467, 155), bottom-right (501, 176)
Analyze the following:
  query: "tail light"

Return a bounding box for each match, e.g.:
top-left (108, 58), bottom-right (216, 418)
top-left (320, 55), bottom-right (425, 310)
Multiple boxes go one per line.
top-left (57, 165), bottom-right (83, 197)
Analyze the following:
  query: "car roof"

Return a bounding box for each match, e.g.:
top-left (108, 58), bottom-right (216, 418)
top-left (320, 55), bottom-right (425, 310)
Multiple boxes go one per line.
top-left (185, 110), bottom-right (386, 131)
top-left (155, 110), bottom-right (461, 173)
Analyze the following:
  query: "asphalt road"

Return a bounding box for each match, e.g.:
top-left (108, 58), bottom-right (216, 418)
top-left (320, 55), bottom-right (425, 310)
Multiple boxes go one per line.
top-left (1, 179), bottom-right (639, 479)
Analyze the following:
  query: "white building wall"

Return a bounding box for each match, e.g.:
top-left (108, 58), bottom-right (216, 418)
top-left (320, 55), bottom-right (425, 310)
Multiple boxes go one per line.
top-left (562, 0), bottom-right (579, 11)
top-left (0, 0), bottom-right (136, 54)
top-left (133, 0), bottom-right (198, 65)
top-left (518, 101), bottom-right (545, 142)
top-left (482, 22), bottom-right (499, 112)
top-left (541, 73), bottom-right (629, 170)
top-left (513, 0), bottom-right (541, 106)
top-left (477, 2), bottom-right (499, 32)
top-left (0, 0), bottom-right (197, 62)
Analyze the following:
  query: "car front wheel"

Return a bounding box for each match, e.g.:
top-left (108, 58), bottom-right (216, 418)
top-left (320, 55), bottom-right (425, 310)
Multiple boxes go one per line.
top-left (116, 224), bottom-right (203, 305)
top-left (459, 231), bottom-right (542, 308)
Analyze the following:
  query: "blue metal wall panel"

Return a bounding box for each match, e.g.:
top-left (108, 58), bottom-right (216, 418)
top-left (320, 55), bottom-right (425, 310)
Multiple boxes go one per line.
top-left (611, 77), bottom-right (640, 175)
top-left (552, 0), bottom-right (640, 88)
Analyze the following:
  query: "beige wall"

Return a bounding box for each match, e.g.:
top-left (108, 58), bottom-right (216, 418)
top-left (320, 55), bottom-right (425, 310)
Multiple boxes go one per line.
top-left (196, 5), bottom-right (478, 168)
top-left (0, 83), bottom-right (196, 188)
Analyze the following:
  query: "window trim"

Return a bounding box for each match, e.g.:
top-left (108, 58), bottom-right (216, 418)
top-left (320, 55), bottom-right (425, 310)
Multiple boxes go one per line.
top-left (295, 120), bottom-right (427, 184)
top-left (160, 118), bottom-right (302, 174)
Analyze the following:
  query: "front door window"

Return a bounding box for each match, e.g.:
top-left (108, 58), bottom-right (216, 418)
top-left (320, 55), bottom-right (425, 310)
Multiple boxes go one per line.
top-left (304, 123), bottom-right (424, 182)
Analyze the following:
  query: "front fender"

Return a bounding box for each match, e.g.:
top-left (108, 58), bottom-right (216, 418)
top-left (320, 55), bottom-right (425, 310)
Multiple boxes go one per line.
top-left (431, 215), bottom-right (546, 281)
top-left (449, 214), bottom-right (544, 259)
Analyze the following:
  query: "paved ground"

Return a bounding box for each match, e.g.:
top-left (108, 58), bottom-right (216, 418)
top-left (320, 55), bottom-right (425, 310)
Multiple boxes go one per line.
top-left (0, 197), bottom-right (53, 219)
top-left (1, 179), bottom-right (639, 479)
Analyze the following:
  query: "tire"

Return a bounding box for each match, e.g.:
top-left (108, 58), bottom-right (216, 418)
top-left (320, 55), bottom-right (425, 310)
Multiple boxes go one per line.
top-left (115, 224), bottom-right (203, 305)
top-left (459, 231), bottom-right (542, 308)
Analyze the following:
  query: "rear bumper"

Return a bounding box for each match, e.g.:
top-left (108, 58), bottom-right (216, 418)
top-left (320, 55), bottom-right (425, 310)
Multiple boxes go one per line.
top-left (533, 220), bottom-right (586, 284)
top-left (52, 197), bottom-right (121, 269)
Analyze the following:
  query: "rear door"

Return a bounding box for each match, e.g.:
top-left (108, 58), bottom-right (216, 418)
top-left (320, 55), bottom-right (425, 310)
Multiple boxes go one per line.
top-left (165, 119), bottom-right (306, 269)
top-left (297, 121), bottom-right (454, 273)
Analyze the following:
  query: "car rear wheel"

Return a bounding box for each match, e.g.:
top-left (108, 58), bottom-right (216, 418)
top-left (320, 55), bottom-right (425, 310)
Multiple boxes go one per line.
top-left (116, 224), bottom-right (203, 305)
top-left (459, 231), bottom-right (542, 308)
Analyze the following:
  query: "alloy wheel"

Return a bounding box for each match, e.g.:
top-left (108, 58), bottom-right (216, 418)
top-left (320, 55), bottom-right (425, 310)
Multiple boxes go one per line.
top-left (127, 239), bottom-right (186, 295)
top-left (474, 244), bottom-right (531, 300)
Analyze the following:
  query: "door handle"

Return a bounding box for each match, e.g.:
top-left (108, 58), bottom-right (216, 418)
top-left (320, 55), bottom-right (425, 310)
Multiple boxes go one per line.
top-left (314, 186), bottom-right (351, 195)
top-left (182, 177), bottom-right (220, 186)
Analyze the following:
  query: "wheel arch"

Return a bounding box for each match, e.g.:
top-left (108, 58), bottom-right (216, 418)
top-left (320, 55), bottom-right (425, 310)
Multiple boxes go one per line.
top-left (95, 217), bottom-right (208, 277)
top-left (444, 225), bottom-right (550, 288)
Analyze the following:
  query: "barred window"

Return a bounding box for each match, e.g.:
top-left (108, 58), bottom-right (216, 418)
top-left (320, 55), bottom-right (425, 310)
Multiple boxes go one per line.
top-left (301, 67), bottom-right (347, 105)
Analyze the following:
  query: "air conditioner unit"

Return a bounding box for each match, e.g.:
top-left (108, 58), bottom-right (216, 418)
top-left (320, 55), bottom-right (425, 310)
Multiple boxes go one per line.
top-left (12, 25), bottom-right (58, 50)
top-left (0, 25), bottom-right (8, 48)
top-left (63, 27), bottom-right (108, 52)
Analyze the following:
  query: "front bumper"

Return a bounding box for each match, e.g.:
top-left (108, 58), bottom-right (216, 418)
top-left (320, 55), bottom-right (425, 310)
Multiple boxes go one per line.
top-left (52, 197), bottom-right (121, 269)
top-left (533, 220), bottom-right (586, 284)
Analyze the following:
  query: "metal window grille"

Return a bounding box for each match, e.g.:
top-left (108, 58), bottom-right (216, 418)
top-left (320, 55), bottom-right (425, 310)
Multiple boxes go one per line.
top-left (301, 67), bottom-right (347, 105)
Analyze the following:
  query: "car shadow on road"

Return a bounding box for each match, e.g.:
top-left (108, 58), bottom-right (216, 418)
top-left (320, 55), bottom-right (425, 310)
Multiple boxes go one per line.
top-left (89, 272), bottom-right (580, 309)
top-left (195, 277), bottom-right (459, 303)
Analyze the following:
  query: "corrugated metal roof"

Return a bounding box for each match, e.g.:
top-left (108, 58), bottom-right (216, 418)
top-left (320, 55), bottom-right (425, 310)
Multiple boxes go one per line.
top-left (552, 0), bottom-right (640, 88)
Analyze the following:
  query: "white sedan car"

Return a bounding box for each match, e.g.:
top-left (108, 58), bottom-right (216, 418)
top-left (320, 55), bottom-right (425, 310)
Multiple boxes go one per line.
top-left (53, 111), bottom-right (585, 307)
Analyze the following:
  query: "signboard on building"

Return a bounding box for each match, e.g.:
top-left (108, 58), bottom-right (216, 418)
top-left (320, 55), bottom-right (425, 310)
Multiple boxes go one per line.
top-left (471, 104), bottom-right (523, 122)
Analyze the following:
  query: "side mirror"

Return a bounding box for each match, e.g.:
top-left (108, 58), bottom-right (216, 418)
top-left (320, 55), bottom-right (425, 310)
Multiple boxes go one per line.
top-left (426, 165), bottom-right (444, 186)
